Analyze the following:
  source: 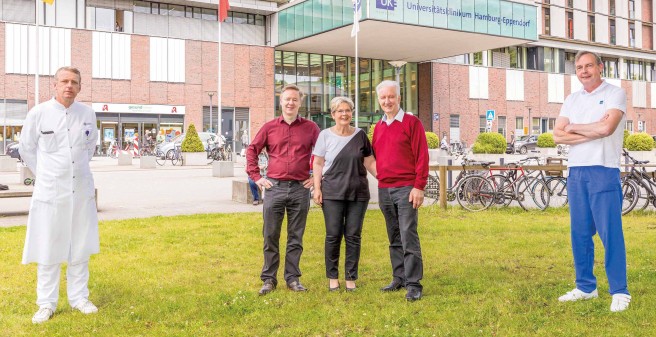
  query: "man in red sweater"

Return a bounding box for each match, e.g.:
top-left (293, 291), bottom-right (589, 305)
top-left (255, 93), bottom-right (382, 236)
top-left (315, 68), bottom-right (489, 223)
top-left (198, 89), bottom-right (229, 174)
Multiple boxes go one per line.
top-left (372, 80), bottom-right (429, 301)
top-left (246, 84), bottom-right (320, 295)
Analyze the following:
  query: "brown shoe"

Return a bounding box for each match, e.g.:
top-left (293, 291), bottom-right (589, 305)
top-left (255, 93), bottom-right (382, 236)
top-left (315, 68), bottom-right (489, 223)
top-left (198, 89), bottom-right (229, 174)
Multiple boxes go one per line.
top-left (258, 280), bottom-right (276, 295)
top-left (287, 281), bottom-right (308, 292)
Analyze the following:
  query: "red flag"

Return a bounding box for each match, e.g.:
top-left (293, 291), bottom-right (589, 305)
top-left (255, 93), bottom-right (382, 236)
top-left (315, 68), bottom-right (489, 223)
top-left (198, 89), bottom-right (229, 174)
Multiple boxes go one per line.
top-left (219, 0), bottom-right (230, 22)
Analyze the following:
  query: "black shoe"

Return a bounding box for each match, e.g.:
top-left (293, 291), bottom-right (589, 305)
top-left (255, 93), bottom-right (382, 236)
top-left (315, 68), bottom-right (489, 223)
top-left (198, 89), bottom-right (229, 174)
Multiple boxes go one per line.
top-left (405, 288), bottom-right (422, 301)
top-left (287, 281), bottom-right (308, 292)
top-left (346, 286), bottom-right (356, 292)
top-left (380, 280), bottom-right (404, 292)
top-left (258, 280), bottom-right (276, 296)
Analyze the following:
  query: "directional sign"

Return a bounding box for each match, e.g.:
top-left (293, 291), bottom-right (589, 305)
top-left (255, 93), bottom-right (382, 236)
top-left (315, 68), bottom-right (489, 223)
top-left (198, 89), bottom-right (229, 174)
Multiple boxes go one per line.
top-left (486, 109), bottom-right (495, 121)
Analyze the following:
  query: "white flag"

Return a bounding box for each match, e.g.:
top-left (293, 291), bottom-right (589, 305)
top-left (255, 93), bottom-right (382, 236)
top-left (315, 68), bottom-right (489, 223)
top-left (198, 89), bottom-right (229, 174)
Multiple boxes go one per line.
top-left (351, 0), bottom-right (361, 38)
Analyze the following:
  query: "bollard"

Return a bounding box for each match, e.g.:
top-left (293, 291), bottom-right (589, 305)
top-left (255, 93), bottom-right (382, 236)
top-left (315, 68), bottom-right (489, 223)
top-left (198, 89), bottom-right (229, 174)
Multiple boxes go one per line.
top-left (447, 159), bottom-right (453, 188)
top-left (439, 165), bottom-right (447, 210)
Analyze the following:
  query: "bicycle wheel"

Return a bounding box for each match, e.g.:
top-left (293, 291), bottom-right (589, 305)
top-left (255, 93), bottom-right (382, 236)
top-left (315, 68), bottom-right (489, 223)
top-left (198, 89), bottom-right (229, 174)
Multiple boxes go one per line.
top-left (424, 174), bottom-right (440, 204)
top-left (457, 176), bottom-right (495, 211)
top-left (545, 177), bottom-right (568, 207)
top-left (207, 149), bottom-right (216, 164)
top-left (516, 177), bottom-right (550, 211)
top-left (155, 150), bottom-right (166, 166)
top-left (628, 177), bottom-right (651, 211)
top-left (109, 148), bottom-right (118, 159)
top-left (487, 174), bottom-right (512, 207)
top-left (621, 179), bottom-right (639, 215)
top-left (172, 152), bottom-right (182, 166)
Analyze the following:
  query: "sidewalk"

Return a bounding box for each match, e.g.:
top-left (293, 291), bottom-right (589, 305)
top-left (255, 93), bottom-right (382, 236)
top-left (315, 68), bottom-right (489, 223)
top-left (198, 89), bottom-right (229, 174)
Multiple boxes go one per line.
top-left (0, 155), bottom-right (380, 228)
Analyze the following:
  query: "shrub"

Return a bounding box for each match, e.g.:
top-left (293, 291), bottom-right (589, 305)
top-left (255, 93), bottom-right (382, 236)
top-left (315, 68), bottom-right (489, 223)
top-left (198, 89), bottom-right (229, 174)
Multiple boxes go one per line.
top-left (425, 132), bottom-right (439, 149)
top-left (471, 132), bottom-right (506, 154)
top-left (181, 124), bottom-right (205, 152)
top-left (625, 132), bottom-right (655, 151)
top-left (537, 133), bottom-right (556, 148)
top-left (623, 130), bottom-right (629, 148)
top-left (367, 123), bottom-right (376, 142)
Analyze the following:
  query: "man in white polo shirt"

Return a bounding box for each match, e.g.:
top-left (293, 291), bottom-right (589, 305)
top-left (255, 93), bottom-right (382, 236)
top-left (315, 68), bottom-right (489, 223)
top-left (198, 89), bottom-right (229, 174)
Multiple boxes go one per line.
top-left (553, 50), bottom-right (631, 312)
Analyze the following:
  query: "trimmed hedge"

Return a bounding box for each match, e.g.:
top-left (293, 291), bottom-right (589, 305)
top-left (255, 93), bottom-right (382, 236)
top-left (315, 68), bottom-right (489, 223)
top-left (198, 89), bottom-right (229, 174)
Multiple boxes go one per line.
top-left (367, 123), bottom-right (375, 142)
top-left (472, 132), bottom-right (506, 154)
top-left (537, 132), bottom-right (556, 148)
top-left (623, 129), bottom-right (629, 148)
top-left (425, 132), bottom-right (439, 149)
top-left (181, 124), bottom-right (205, 152)
top-left (625, 132), bottom-right (655, 151)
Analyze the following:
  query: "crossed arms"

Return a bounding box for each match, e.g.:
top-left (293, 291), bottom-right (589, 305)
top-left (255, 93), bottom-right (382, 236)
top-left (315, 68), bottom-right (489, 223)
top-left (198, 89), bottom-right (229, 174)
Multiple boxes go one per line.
top-left (553, 109), bottom-right (624, 145)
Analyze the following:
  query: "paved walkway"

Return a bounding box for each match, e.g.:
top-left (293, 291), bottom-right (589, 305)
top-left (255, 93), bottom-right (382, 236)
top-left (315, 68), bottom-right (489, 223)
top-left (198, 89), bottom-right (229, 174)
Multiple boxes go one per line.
top-left (0, 155), bottom-right (380, 228)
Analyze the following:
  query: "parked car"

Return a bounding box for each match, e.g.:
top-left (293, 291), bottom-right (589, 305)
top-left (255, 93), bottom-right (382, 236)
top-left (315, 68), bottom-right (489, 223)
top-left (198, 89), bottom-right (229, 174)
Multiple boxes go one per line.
top-left (505, 142), bottom-right (514, 154)
top-left (513, 135), bottom-right (538, 154)
top-left (156, 132), bottom-right (219, 158)
top-left (5, 142), bottom-right (20, 160)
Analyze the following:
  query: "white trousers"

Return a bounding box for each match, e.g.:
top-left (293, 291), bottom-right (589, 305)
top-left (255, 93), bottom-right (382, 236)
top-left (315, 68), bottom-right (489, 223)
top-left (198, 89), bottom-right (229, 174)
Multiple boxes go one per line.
top-left (36, 261), bottom-right (89, 310)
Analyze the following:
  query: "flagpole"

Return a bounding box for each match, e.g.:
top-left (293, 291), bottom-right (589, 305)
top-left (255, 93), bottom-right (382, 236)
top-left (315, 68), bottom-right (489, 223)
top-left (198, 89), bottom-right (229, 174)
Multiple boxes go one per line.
top-left (217, 18), bottom-right (222, 144)
top-left (35, 1), bottom-right (40, 107)
top-left (354, 29), bottom-right (359, 128)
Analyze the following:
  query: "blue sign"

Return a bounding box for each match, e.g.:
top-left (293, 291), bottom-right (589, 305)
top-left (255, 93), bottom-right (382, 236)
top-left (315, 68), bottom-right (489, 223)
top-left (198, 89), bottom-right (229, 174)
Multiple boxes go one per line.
top-left (486, 110), bottom-right (495, 121)
top-left (376, 0), bottom-right (397, 10)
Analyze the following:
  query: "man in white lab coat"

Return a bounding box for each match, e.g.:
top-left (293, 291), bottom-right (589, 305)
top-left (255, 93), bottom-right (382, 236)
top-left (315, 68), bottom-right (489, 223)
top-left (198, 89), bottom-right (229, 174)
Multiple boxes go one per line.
top-left (20, 67), bottom-right (100, 324)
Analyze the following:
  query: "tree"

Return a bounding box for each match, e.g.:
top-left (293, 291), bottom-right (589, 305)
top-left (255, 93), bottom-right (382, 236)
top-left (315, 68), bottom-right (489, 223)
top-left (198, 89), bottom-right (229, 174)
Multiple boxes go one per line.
top-left (181, 124), bottom-right (205, 152)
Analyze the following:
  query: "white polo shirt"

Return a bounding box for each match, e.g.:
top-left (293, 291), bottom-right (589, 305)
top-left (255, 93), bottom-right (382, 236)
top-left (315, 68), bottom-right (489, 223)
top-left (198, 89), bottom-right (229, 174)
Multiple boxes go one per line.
top-left (559, 80), bottom-right (626, 168)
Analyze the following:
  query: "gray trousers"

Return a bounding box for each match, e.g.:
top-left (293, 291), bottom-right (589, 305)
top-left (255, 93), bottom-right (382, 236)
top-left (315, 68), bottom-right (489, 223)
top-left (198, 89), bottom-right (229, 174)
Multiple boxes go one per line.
top-left (378, 186), bottom-right (423, 290)
top-left (322, 199), bottom-right (368, 281)
top-left (261, 179), bottom-right (310, 286)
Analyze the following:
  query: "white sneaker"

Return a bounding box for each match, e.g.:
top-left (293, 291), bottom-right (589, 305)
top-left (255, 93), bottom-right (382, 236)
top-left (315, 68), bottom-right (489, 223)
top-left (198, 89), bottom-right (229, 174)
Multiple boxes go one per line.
top-left (73, 299), bottom-right (98, 314)
top-left (558, 288), bottom-right (599, 302)
top-left (610, 294), bottom-right (631, 312)
top-left (32, 307), bottom-right (54, 324)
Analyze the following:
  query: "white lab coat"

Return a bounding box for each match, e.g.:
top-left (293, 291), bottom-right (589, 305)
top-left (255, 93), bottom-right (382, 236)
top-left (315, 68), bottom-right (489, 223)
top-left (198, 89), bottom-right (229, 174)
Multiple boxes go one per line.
top-left (20, 98), bottom-right (99, 265)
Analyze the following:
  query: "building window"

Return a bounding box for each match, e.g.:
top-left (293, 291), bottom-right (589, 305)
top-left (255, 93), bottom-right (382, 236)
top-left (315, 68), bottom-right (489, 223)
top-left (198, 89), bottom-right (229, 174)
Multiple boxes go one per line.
top-left (4, 23), bottom-right (71, 76)
top-left (92, 32), bottom-right (131, 80)
top-left (567, 0), bottom-right (573, 8)
top-left (469, 67), bottom-right (489, 99)
top-left (629, 23), bottom-right (635, 48)
top-left (625, 120), bottom-right (633, 132)
top-left (479, 115), bottom-right (487, 133)
top-left (610, 0), bottom-right (616, 16)
top-left (515, 117), bottom-right (524, 134)
top-left (506, 70), bottom-right (525, 101)
top-left (588, 0), bottom-right (595, 11)
top-left (626, 60), bottom-right (646, 81)
top-left (609, 19), bottom-right (616, 45)
top-left (498, 116), bottom-right (507, 136)
top-left (588, 16), bottom-right (595, 42)
top-left (149, 37), bottom-right (185, 83)
top-left (603, 58), bottom-right (619, 78)
top-left (543, 8), bottom-right (550, 35)
top-left (628, 0), bottom-right (635, 19)
top-left (566, 12), bottom-right (574, 39)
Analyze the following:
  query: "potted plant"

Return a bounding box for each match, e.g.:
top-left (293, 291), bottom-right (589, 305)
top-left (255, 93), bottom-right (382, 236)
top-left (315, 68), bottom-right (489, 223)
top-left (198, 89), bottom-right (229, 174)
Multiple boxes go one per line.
top-left (625, 132), bottom-right (656, 162)
top-left (537, 132), bottom-right (557, 156)
top-left (425, 131), bottom-right (440, 163)
top-left (180, 124), bottom-right (207, 166)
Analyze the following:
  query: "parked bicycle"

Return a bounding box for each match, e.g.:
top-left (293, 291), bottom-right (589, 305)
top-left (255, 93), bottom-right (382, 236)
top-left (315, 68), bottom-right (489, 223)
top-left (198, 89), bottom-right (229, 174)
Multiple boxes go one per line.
top-left (424, 155), bottom-right (493, 205)
top-left (170, 144), bottom-right (183, 166)
top-left (106, 139), bottom-right (119, 158)
top-left (620, 149), bottom-right (656, 214)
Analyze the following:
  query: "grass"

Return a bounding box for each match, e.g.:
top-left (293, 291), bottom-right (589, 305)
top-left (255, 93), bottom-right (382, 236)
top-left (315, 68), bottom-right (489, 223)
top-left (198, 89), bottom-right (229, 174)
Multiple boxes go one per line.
top-left (1, 207), bottom-right (655, 336)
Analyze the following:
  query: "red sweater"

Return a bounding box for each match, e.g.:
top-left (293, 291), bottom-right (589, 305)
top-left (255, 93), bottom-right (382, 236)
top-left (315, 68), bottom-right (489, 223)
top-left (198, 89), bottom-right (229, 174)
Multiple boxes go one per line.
top-left (372, 112), bottom-right (429, 190)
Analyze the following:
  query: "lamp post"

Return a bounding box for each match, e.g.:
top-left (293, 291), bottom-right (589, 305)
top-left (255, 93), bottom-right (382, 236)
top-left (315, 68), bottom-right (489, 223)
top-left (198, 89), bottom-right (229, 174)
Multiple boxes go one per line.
top-left (207, 92), bottom-right (215, 133)
top-left (389, 61), bottom-right (407, 84)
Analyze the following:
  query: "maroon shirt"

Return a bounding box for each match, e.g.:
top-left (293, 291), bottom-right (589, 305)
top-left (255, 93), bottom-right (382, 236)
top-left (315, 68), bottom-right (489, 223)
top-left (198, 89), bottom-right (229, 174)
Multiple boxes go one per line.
top-left (247, 115), bottom-right (320, 181)
top-left (372, 112), bottom-right (429, 190)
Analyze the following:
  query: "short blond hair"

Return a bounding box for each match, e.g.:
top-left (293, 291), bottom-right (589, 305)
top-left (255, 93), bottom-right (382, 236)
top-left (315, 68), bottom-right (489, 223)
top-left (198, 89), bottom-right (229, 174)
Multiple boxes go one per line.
top-left (280, 84), bottom-right (303, 98)
top-left (329, 96), bottom-right (354, 114)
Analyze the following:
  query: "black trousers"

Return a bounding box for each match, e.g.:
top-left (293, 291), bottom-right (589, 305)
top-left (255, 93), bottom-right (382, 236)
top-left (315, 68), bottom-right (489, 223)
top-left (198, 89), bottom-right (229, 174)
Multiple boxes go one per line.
top-left (322, 199), bottom-right (368, 280)
top-left (261, 179), bottom-right (310, 286)
top-left (378, 186), bottom-right (423, 290)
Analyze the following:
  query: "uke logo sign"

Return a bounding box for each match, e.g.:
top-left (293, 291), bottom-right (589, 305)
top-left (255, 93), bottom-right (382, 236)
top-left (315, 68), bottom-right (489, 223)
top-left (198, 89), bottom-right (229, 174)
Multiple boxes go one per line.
top-left (376, 0), bottom-right (397, 10)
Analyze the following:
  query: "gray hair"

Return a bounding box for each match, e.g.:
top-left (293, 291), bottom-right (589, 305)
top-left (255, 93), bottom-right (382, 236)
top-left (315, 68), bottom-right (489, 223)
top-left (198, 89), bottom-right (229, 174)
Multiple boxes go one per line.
top-left (329, 96), bottom-right (354, 114)
top-left (575, 50), bottom-right (602, 65)
top-left (376, 80), bottom-right (400, 96)
top-left (54, 66), bottom-right (82, 83)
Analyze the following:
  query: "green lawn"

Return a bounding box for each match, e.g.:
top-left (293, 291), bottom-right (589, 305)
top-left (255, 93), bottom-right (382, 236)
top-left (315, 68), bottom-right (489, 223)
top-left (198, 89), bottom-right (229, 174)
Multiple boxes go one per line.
top-left (1, 207), bottom-right (654, 336)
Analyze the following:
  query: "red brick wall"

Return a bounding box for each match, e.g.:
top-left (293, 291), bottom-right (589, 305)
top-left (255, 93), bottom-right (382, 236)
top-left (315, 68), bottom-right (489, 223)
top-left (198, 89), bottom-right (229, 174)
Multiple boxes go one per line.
top-left (0, 24), bottom-right (274, 137)
top-left (417, 62), bottom-right (432, 132)
top-left (642, 0), bottom-right (652, 22)
top-left (642, 24), bottom-right (653, 50)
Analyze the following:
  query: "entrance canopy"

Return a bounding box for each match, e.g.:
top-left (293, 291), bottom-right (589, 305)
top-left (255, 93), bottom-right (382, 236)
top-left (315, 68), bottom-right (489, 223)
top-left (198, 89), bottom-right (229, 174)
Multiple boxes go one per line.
top-left (276, 0), bottom-right (538, 62)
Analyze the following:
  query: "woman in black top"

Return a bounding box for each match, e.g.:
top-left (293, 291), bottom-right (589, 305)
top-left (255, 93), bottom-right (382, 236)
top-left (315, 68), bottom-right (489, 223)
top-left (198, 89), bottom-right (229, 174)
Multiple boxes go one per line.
top-left (312, 97), bottom-right (376, 292)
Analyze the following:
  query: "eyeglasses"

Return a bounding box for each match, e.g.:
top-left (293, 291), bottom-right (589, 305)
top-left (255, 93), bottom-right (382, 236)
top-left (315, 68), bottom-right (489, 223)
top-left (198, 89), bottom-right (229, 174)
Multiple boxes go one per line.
top-left (335, 109), bottom-right (352, 115)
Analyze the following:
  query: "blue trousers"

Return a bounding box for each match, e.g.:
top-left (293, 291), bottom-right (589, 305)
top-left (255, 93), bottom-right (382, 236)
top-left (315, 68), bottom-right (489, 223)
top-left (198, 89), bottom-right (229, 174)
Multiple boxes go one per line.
top-left (248, 177), bottom-right (260, 201)
top-left (567, 166), bottom-right (629, 295)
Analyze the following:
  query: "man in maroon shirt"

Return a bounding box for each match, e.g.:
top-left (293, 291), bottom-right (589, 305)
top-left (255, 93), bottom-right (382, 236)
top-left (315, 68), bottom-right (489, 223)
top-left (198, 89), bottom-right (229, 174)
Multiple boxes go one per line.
top-left (372, 80), bottom-right (429, 301)
top-left (246, 84), bottom-right (320, 295)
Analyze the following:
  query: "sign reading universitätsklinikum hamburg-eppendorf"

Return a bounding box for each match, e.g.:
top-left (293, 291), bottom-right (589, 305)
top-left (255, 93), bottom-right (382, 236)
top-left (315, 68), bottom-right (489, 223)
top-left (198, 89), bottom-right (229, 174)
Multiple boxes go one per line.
top-left (371, 0), bottom-right (537, 40)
